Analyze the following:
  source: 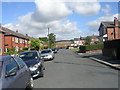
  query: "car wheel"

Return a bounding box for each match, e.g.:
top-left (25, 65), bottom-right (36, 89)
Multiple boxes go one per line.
top-left (26, 77), bottom-right (34, 90)
top-left (39, 67), bottom-right (44, 77)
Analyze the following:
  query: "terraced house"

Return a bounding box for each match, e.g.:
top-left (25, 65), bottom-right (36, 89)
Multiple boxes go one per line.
top-left (0, 24), bottom-right (32, 56)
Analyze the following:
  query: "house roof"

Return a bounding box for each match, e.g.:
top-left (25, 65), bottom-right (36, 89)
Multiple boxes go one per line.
top-left (74, 38), bottom-right (80, 41)
top-left (1, 26), bottom-right (32, 40)
top-left (101, 21), bottom-right (120, 28)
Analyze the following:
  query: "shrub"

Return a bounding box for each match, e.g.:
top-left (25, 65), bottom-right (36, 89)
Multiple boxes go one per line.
top-left (4, 48), bottom-right (17, 55)
top-left (79, 44), bottom-right (104, 52)
top-left (23, 47), bottom-right (29, 50)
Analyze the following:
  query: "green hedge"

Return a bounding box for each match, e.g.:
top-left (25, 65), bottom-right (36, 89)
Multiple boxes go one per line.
top-left (79, 44), bottom-right (104, 52)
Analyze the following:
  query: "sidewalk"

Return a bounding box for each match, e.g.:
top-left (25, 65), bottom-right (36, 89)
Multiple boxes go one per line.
top-left (77, 51), bottom-right (120, 70)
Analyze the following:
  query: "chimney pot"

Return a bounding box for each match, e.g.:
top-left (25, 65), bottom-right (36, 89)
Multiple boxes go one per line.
top-left (26, 34), bottom-right (28, 37)
top-left (16, 30), bottom-right (18, 32)
top-left (114, 17), bottom-right (118, 27)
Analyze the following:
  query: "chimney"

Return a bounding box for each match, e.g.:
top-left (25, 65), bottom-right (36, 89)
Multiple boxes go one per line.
top-left (26, 34), bottom-right (28, 37)
top-left (16, 30), bottom-right (18, 33)
top-left (114, 17), bottom-right (119, 39)
top-left (114, 17), bottom-right (118, 27)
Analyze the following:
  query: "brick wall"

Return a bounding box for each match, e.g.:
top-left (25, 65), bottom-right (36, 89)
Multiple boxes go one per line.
top-left (56, 41), bottom-right (71, 48)
top-left (0, 32), bottom-right (5, 56)
top-left (107, 28), bottom-right (115, 40)
top-left (4, 36), bottom-right (30, 52)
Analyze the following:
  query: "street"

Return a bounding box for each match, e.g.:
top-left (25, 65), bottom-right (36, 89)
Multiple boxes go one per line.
top-left (34, 49), bottom-right (118, 88)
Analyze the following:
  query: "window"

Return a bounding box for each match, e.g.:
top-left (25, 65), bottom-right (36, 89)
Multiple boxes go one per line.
top-left (25, 40), bottom-right (27, 44)
top-left (12, 37), bottom-right (14, 41)
top-left (19, 52), bottom-right (38, 61)
top-left (5, 58), bottom-right (19, 76)
top-left (14, 57), bottom-right (26, 68)
top-left (20, 39), bottom-right (22, 44)
top-left (15, 37), bottom-right (18, 43)
top-left (0, 48), bottom-right (2, 55)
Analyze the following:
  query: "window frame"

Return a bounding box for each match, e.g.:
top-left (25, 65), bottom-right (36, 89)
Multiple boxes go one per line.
top-left (0, 48), bottom-right (2, 55)
top-left (14, 57), bottom-right (26, 69)
top-left (5, 58), bottom-right (20, 77)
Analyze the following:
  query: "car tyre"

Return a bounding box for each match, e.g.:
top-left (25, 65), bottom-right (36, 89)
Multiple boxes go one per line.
top-left (26, 77), bottom-right (34, 90)
top-left (39, 67), bottom-right (44, 77)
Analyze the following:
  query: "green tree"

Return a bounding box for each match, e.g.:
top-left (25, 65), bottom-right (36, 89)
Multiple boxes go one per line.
top-left (85, 36), bottom-right (92, 45)
top-left (30, 39), bottom-right (41, 51)
top-left (48, 33), bottom-right (56, 48)
top-left (39, 37), bottom-right (48, 43)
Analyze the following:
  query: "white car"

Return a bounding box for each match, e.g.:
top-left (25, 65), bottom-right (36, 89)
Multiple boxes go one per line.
top-left (41, 49), bottom-right (54, 61)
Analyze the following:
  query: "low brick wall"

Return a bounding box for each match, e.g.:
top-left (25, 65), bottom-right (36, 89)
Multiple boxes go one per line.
top-left (86, 49), bottom-right (102, 53)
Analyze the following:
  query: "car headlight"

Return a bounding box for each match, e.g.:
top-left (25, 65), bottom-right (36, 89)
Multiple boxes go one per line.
top-left (37, 62), bottom-right (41, 66)
top-left (29, 64), bottom-right (39, 71)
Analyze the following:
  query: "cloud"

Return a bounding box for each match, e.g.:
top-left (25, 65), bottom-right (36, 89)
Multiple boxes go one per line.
top-left (102, 4), bottom-right (111, 16)
top-left (87, 14), bottom-right (120, 31)
top-left (3, 0), bottom-right (103, 40)
top-left (31, 0), bottom-right (72, 22)
top-left (68, 2), bottom-right (101, 16)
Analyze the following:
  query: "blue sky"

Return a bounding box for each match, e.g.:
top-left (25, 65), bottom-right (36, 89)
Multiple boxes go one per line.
top-left (2, 1), bottom-right (119, 40)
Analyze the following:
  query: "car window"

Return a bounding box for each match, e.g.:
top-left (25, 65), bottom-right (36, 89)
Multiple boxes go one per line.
top-left (14, 57), bottom-right (26, 68)
top-left (19, 52), bottom-right (38, 61)
top-left (41, 50), bottom-right (51, 54)
top-left (0, 61), bottom-right (2, 77)
top-left (5, 58), bottom-right (19, 76)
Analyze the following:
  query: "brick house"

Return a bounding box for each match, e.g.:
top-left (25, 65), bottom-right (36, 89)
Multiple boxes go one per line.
top-left (0, 28), bottom-right (5, 56)
top-left (0, 25), bottom-right (32, 55)
top-left (98, 17), bottom-right (120, 42)
top-left (55, 40), bottom-right (71, 48)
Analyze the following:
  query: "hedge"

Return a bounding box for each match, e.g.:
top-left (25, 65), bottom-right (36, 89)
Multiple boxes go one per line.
top-left (79, 44), bottom-right (104, 52)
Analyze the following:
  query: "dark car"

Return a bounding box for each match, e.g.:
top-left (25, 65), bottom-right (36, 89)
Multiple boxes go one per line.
top-left (18, 51), bottom-right (44, 78)
top-left (0, 55), bottom-right (33, 89)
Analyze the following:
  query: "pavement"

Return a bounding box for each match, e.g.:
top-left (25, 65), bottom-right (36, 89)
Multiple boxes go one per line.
top-left (77, 51), bottom-right (120, 70)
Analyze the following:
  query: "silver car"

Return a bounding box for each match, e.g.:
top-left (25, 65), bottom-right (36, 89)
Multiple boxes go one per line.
top-left (0, 55), bottom-right (34, 89)
top-left (41, 49), bottom-right (54, 61)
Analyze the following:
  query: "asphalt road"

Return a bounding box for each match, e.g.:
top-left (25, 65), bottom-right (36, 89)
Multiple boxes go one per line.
top-left (34, 49), bottom-right (119, 88)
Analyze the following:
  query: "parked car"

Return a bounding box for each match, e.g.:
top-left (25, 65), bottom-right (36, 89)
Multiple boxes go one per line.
top-left (0, 55), bottom-right (33, 89)
top-left (18, 51), bottom-right (44, 78)
top-left (41, 49), bottom-right (54, 61)
top-left (51, 48), bottom-right (58, 53)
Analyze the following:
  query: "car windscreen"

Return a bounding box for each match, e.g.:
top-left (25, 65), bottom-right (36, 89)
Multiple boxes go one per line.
top-left (0, 61), bottom-right (2, 77)
top-left (19, 52), bottom-right (38, 61)
top-left (41, 50), bottom-right (51, 54)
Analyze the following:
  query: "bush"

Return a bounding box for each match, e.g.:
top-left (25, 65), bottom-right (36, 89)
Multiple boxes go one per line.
top-left (23, 47), bottom-right (28, 50)
top-left (4, 48), bottom-right (17, 55)
top-left (79, 44), bottom-right (104, 52)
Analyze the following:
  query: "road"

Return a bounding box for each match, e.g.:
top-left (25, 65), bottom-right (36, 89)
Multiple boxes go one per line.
top-left (34, 49), bottom-right (119, 88)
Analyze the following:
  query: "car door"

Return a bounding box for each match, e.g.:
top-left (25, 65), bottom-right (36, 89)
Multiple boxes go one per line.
top-left (14, 56), bottom-right (31, 88)
top-left (3, 57), bottom-right (21, 88)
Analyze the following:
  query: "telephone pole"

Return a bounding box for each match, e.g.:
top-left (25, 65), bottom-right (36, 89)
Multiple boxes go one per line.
top-left (48, 27), bottom-right (50, 49)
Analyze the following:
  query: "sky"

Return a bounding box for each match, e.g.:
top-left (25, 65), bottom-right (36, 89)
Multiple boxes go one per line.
top-left (1, 0), bottom-right (119, 40)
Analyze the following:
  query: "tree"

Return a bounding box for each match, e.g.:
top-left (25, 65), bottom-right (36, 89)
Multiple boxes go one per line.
top-left (47, 33), bottom-right (56, 48)
top-left (30, 39), bottom-right (41, 51)
top-left (85, 36), bottom-right (92, 45)
top-left (39, 37), bottom-right (48, 43)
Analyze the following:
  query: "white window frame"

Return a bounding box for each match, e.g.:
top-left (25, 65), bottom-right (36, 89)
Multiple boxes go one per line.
top-left (0, 48), bottom-right (2, 55)
top-left (15, 37), bottom-right (18, 43)
top-left (20, 38), bottom-right (22, 44)
top-left (12, 37), bottom-right (14, 41)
